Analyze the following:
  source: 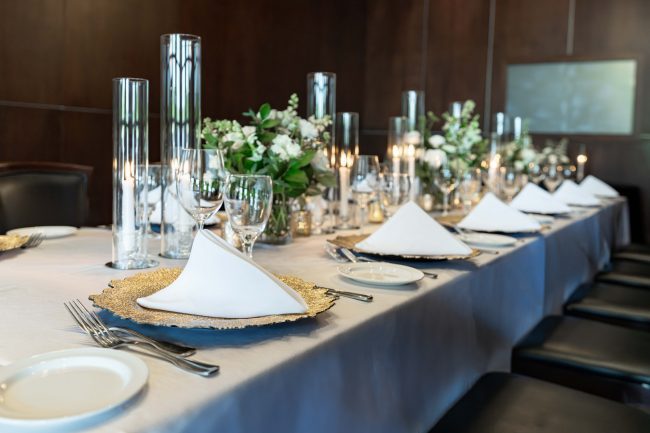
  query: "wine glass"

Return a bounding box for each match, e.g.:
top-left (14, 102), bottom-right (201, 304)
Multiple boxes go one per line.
top-left (527, 161), bottom-right (545, 185)
top-left (146, 163), bottom-right (162, 238)
top-left (457, 168), bottom-right (481, 212)
top-left (543, 163), bottom-right (563, 193)
top-left (350, 155), bottom-right (381, 225)
top-left (224, 174), bottom-right (273, 259)
top-left (434, 163), bottom-right (458, 216)
top-left (501, 166), bottom-right (521, 202)
top-left (176, 149), bottom-right (227, 231)
top-left (380, 173), bottom-right (411, 217)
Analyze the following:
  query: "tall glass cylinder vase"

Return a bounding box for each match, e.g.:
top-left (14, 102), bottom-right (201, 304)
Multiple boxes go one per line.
top-left (160, 33), bottom-right (201, 259)
top-left (493, 112), bottom-right (510, 147)
top-left (307, 72), bottom-right (336, 234)
top-left (334, 112), bottom-right (359, 230)
top-left (111, 78), bottom-right (157, 270)
top-left (401, 90), bottom-right (425, 135)
top-left (387, 116), bottom-right (407, 172)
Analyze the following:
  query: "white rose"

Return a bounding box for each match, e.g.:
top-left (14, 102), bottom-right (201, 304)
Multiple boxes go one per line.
top-left (521, 148), bottom-right (536, 164)
top-left (428, 134), bottom-right (445, 148)
top-left (404, 131), bottom-right (421, 145)
top-left (270, 134), bottom-right (302, 161)
top-left (249, 144), bottom-right (266, 162)
top-left (311, 149), bottom-right (329, 170)
top-left (242, 126), bottom-right (257, 145)
top-left (423, 149), bottom-right (447, 169)
top-left (299, 119), bottom-right (319, 139)
top-left (224, 132), bottom-right (245, 150)
top-left (514, 160), bottom-right (525, 172)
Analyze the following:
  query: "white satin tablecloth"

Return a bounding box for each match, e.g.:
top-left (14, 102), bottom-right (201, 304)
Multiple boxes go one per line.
top-left (0, 198), bottom-right (628, 433)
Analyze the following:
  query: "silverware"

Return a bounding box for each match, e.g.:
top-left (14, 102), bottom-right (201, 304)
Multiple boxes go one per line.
top-left (64, 300), bottom-right (219, 377)
top-left (339, 247), bottom-right (439, 279)
top-left (21, 232), bottom-right (44, 249)
top-left (318, 286), bottom-right (373, 302)
top-left (324, 243), bottom-right (349, 263)
top-left (108, 326), bottom-right (196, 357)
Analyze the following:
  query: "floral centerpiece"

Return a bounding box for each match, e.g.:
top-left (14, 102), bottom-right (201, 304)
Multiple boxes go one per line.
top-left (537, 137), bottom-right (571, 165)
top-left (416, 100), bottom-right (486, 191)
top-left (499, 119), bottom-right (537, 172)
top-left (201, 94), bottom-right (335, 243)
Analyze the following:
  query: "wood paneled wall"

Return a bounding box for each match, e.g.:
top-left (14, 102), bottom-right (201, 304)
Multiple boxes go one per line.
top-left (1, 0), bottom-right (648, 240)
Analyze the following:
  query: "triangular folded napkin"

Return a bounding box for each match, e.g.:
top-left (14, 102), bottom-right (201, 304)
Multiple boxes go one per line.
top-left (137, 230), bottom-right (307, 318)
top-left (580, 175), bottom-right (619, 198)
top-left (355, 201), bottom-right (472, 256)
top-left (510, 183), bottom-right (572, 215)
top-left (554, 180), bottom-right (600, 206)
top-left (458, 193), bottom-right (541, 233)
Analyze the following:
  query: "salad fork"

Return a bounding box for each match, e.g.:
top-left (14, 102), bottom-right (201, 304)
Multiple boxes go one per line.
top-left (22, 232), bottom-right (44, 249)
top-left (65, 300), bottom-right (219, 377)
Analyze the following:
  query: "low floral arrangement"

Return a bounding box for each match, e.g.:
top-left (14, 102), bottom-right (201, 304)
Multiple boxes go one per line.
top-left (416, 100), bottom-right (487, 191)
top-left (202, 94), bottom-right (335, 242)
top-left (499, 119), bottom-right (538, 172)
top-left (537, 137), bottom-right (571, 166)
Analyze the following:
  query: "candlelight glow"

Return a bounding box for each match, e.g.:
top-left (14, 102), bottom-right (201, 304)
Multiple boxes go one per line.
top-left (406, 144), bottom-right (415, 157)
top-left (392, 145), bottom-right (402, 158)
top-left (577, 154), bottom-right (588, 164)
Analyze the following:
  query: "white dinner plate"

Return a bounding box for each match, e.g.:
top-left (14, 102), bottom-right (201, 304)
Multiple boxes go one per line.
top-left (0, 348), bottom-right (148, 429)
top-left (528, 214), bottom-right (555, 225)
top-left (337, 262), bottom-right (424, 286)
top-left (457, 232), bottom-right (517, 248)
top-left (7, 226), bottom-right (78, 239)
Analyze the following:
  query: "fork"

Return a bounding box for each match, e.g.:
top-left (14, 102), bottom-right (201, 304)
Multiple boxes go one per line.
top-left (65, 300), bottom-right (219, 377)
top-left (22, 232), bottom-right (44, 249)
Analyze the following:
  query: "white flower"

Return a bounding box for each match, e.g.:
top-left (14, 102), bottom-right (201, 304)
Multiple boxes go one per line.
top-left (521, 148), bottom-right (536, 164)
top-left (242, 126), bottom-right (257, 145)
top-left (224, 132), bottom-right (245, 150)
top-left (249, 144), bottom-right (266, 162)
top-left (299, 119), bottom-right (319, 139)
top-left (311, 149), bottom-right (329, 170)
top-left (514, 160), bottom-right (525, 172)
top-left (270, 134), bottom-right (302, 161)
top-left (423, 149), bottom-right (447, 169)
top-left (428, 134), bottom-right (445, 148)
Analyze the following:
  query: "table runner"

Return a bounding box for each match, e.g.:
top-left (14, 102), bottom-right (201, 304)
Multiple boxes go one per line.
top-left (0, 199), bottom-right (628, 432)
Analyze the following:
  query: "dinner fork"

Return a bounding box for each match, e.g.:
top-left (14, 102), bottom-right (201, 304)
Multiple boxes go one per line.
top-left (64, 300), bottom-right (219, 377)
top-left (22, 232), bottom-right (44, 249)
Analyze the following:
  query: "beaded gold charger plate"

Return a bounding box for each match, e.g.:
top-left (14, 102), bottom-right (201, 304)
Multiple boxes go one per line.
top-left (435, 214), bottom-right (543, 234)
top-left (0, 235), bottom-right (28, 252)
top-left (89, 268), bottom-right (335, 330)
top-left (328, 234), bottom-right (479, 261)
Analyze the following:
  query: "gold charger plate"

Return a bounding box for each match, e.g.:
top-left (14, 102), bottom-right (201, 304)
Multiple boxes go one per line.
top-left (89, 268), bottom-right (335, 330)
top-left (435, 214), bottom-right (544, 234)
top-left (328, 234), bottom-right (480, 261)
top-left (0, 235), bottom-right (28, 252)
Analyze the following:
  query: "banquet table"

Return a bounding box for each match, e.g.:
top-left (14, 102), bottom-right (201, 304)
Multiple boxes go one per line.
top-left (0, 198), bottom-right (629, 433)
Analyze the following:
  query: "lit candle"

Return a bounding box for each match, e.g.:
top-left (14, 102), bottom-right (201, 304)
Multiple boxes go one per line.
top-left (576, 154), bottom-right (587, 181)
top-left (392, 144), bottom-right (401, 175)
top-left (121, 161), bottom-right (136, 253)
top-left (339, 152), bottom-right (350, 221)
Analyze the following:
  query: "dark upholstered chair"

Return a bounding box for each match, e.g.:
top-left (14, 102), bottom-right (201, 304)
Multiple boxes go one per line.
top-left (512, 316), bottom-right (650, 406)
top-left (565, 282), bottom-right (650, 331)
top-left (0, 162), bottom-right (93, 234)
top-left (597, 259), bottom-right (650, 289)
top-left (429, 373), bottom-right (650, 433)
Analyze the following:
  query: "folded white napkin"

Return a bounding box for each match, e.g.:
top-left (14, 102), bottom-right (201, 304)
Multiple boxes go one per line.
top-left (580, 175), bottom-right (619, 198)
top-left (137, 230), bottom-right (307, 318)
top-left (355, 201), bottom-right (472, 256)
top-left (553, 180), bottom-right (600, 206)
top-left (510, 183), bottom-right (572, 215)
top-left (458, 192), bottom-right (541, 233)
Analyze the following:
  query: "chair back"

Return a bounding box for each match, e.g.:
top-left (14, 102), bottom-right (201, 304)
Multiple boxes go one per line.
top-left (0, 162), bottom-right (93, 233)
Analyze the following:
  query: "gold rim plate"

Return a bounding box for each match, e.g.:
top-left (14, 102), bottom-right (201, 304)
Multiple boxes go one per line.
top-left (0, 235), bottom-right (29, 252)
top-left (328, 234), bottom-right (480, 261)
top-left (89, 268), bottom-right (335, 329)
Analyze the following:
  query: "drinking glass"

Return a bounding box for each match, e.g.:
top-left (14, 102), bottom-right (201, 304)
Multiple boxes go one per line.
top-left (457, 168), bottom-right (481, 212)
top-left (350, 155), bottom-right (381, 225)
top-left (224, 175), bottom-right (273, 259)
top-left (500, 166), bottom-right (521, 202)
top-left (176, 149), bottom-right (227, 230)
top-left (380, 173), bottom-right (411, 217)
top-left (543, 164), bottom-right (563, 193)
top-left (434, 164), bottom-right (458, 216)
top-left (146, 163), bottom-right (162, 238)
top-left (527, 161), bottom-right (545, 185)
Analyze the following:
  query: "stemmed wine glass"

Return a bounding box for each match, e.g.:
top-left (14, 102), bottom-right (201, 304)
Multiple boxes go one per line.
top-left (434, 163), bottom-right (458, 216)
top-left (543, 163), bottom-right (563, 193)
top-left (501, 166), bottom-right (521, 202)
top-left (380, 172), bottom-right (411, 217)
top-left (350, 155), bottom-right (381, 225)
top-left (527, 161), bottom-right (545, 185)
top-left (176, 149), bottom-right (227, 231)
top-left (224, 174), bottom-right (273, 259)
top-left (457, 168), bottom-right (481, 212)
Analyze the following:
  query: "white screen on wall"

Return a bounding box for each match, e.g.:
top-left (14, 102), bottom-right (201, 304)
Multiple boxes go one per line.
top-left (506, 60), bottom-right (637, 134)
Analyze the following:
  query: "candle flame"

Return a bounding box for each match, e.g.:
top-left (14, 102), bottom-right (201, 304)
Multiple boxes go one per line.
top-left (392, 145), bottom-right (401, 158)
top-left (406, 144), bottom-right (415, 157)
top-left (577, 154), bottom-right (588, 164)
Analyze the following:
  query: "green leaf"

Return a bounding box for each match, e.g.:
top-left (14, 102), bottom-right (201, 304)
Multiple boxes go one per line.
top-left (294, 150), bottom-right (315, 168)
top-left (261, 118), bottom-right (280, 129)
top-left (259, 103), bottom-right (271, 120)
top-left (284, 170), bottom-right (309, 185)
